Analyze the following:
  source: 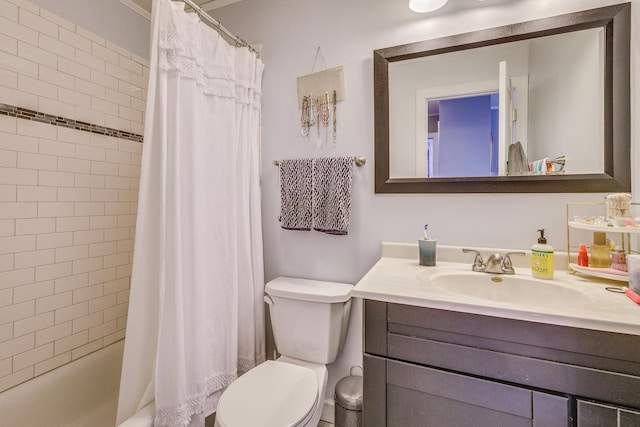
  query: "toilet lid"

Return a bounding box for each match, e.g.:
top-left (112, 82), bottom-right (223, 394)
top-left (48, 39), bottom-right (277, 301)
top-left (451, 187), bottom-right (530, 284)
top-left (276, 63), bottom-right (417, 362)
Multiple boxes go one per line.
top-left (217, 360), bottom-right (318, 427)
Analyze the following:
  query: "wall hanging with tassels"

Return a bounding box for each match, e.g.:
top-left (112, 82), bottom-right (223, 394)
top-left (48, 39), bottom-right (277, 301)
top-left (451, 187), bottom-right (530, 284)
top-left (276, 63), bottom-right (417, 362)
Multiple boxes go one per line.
top-left (296, 47), bottom-right (346, 147)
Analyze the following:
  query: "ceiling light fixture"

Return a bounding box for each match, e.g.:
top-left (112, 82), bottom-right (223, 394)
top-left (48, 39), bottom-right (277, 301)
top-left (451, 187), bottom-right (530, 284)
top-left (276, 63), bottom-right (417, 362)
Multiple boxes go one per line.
top-left (409, 0), bottom-right (449, 13)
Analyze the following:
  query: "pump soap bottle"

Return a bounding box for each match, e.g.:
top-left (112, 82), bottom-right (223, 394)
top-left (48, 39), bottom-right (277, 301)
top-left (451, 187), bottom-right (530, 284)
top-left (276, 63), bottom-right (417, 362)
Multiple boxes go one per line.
top-left (418, 224), bottom-right (437, 266)
top-left (532, 229), bottom-right (554, 279)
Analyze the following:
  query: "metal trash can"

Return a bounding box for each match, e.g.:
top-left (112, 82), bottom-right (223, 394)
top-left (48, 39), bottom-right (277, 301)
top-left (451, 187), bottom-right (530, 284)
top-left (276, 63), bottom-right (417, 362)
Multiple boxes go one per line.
top-left (334, 375), bottom-right (363, 427)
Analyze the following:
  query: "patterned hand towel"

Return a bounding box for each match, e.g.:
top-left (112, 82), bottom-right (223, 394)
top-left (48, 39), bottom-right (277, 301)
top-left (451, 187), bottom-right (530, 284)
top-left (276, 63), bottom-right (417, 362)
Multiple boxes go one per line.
top-left (312, 157), bottom-right (353, 235)
top-left (279, 159), bottom-right (313, 230)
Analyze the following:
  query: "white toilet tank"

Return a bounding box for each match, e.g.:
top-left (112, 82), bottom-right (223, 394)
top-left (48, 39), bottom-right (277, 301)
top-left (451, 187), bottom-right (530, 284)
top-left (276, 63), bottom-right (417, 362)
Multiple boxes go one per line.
top-left (265, 277), bottom-right (352, 364)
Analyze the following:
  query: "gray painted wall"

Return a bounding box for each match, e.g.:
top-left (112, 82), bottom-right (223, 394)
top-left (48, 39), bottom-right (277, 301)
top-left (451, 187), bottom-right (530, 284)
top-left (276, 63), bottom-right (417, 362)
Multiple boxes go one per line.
top-left (210, 0), bottom-right (639, 407)
top-left (29, 0), bottom-right (150, 58)
top-left (211, 0), bottom-right (637, 283)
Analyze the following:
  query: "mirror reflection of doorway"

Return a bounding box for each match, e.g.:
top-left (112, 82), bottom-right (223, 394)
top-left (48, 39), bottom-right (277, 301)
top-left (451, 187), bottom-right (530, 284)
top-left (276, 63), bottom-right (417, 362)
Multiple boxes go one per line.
top-left (426, 93), bottom-right (499, 177)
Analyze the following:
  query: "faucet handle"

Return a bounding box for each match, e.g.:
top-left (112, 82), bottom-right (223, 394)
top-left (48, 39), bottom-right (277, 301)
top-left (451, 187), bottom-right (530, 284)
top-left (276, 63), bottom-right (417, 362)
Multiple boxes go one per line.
top-left (462, 248), bottom-right (485, 271)
top-left (502, 251), bottom-right (526, 274)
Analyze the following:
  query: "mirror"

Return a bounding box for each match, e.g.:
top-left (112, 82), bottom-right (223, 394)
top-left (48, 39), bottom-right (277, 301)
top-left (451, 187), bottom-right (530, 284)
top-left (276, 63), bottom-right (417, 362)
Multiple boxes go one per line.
top-left (374, 3), bottom-right (630, 193)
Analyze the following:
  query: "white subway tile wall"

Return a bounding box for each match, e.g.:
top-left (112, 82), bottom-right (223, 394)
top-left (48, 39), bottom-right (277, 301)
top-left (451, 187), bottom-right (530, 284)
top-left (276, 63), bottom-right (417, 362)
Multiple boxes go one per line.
top-left (0, 0), bottom-right (148, 392)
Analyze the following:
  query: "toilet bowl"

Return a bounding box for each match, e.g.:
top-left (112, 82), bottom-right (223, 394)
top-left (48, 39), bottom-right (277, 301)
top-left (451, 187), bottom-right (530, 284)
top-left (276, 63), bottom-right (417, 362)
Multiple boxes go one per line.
top-left (215, 277), bottom-right (352, 427)
top-left (215, 357), bottom-right (327, 427)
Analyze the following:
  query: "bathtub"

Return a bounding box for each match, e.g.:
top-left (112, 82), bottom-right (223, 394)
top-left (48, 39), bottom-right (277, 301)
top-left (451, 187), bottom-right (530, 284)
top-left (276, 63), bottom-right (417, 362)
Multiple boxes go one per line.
top-left (0, 340), bottom-right (124, 427)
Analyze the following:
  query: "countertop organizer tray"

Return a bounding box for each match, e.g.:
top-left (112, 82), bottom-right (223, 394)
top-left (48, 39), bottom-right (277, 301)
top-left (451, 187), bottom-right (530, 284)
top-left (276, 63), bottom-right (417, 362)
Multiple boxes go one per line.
top-left (566, 201), bottom-right (639, 282)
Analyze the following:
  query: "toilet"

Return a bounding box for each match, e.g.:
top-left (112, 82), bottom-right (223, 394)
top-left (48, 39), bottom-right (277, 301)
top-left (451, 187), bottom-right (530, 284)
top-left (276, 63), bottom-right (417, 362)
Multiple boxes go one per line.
top-left (215, 277), bottom-right (353, 427)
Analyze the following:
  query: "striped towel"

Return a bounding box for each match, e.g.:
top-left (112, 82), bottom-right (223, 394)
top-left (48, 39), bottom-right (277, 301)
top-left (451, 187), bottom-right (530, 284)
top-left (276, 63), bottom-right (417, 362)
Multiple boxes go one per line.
top-left (530, 158), bottom-right (550, 174)
top-left (312, 157), bottom-right (353, 235)
top-left (278, 159), bottom-right (312, 231)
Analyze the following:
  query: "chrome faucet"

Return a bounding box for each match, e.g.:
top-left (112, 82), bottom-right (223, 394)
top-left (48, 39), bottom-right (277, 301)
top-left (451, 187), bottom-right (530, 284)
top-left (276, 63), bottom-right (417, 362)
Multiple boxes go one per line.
top-left (462, 248), bottom-right (486, 272)
top-left (462, 249), bottom-right (525, 275)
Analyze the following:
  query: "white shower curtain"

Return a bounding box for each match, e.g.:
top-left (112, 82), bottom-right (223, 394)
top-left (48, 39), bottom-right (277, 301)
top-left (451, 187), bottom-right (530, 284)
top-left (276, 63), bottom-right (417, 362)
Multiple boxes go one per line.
top-left (116, 0), bottom-right (265, 425)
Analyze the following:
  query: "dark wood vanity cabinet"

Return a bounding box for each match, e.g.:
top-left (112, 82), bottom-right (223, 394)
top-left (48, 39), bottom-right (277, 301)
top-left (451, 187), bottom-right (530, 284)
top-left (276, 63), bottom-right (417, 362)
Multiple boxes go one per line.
top-left (577, 400), bottom-right (640, 427)
top-left (363, 300), bottom-right (640, 427)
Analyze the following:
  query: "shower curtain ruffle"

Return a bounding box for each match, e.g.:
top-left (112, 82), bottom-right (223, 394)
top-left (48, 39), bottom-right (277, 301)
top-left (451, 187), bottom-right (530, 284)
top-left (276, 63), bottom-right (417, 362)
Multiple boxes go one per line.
top-left (234, 50), bottom-right (263, 108)
top-left (156, 9), bottom-right (261, 107)
top-left (157, 4), bottom-right (236, 100)
top-left (158, 34), bottom-right (236, 98)
top-left (116, 0), bottom-right (265, 426)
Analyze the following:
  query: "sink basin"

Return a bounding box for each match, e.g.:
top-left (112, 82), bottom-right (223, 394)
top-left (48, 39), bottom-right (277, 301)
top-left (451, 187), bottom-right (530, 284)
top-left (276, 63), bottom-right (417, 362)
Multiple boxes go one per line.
top-left (419, 271), bottom-right (592, 307)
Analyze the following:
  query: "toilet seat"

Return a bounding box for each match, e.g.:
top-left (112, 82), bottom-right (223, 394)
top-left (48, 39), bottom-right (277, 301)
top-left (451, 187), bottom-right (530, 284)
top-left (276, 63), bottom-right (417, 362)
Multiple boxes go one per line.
top-left (216, 360), bottom-right (319, 427)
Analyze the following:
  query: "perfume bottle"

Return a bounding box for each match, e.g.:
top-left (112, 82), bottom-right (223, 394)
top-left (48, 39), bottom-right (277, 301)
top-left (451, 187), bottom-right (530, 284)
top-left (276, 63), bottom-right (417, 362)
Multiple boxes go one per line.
top-left (590, 232), bottom-right (611, 268)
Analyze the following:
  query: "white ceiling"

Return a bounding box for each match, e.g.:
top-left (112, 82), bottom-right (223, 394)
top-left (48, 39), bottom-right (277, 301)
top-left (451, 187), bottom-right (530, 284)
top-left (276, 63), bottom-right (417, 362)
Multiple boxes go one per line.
top-left (119, 0), bottom-right (243, 19)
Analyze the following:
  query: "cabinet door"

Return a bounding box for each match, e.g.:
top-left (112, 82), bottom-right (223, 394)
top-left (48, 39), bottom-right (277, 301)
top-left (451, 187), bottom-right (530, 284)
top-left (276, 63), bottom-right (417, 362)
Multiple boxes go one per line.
top-left (533, 392), bottom-right (571, 427)
top-left (578, 400), bottom-right (640, 427)
top-left (387, 360), bottom-right (568, 427)
top-left (363, 354), bottom-right (386, 427)
top-left (620, 408), bottom-right (640, 426)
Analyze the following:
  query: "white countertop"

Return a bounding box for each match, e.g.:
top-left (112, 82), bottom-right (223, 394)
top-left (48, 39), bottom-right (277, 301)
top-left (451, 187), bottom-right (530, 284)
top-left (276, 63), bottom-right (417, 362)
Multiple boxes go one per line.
top-left (352, 243), bottom-right (640, 336)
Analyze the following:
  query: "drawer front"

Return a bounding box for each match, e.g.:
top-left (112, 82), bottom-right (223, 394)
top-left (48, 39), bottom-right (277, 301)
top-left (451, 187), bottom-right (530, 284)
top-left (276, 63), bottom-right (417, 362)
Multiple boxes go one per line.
top-left (387, 384), bottom-right (531, 427)
top-left (387, 359), bottom-right (532, 418)
top-left (386, 303), bottom-right (640, 373)
top-left (364, 299), bottom-right (387, 356)
top-left (387, 360), bottom-right (569, 427)
top-left (388, 332), bottom-right (640, 410)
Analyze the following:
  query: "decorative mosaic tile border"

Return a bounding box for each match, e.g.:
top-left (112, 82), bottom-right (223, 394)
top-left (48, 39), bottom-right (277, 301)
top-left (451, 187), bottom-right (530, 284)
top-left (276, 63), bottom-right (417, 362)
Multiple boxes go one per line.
top-left (0, 103), bottom-right (143, 143)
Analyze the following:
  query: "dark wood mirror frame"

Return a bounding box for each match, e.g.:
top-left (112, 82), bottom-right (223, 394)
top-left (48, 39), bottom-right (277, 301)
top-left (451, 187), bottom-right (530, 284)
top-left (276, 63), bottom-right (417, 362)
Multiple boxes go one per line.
top-left (374, 3), bottom-right (630, 193)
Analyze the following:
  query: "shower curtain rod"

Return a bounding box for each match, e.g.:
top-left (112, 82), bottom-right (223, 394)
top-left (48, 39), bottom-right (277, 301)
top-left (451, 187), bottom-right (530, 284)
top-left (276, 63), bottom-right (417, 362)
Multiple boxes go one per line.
top-left (176, 0), bottom-right (256, 53)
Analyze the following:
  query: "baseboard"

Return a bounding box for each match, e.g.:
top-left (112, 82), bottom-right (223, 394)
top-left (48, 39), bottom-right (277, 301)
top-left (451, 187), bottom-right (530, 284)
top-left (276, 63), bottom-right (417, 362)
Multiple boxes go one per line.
top-left (321, 398), bottom-right (335, 424)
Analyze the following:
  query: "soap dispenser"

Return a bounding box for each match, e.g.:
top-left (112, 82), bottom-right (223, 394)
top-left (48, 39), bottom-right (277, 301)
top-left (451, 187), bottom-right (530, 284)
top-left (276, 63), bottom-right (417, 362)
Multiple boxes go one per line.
top-left (532, 229), bottom-right (554, 279)
top-left (418, 224), bottom-right (437, 266)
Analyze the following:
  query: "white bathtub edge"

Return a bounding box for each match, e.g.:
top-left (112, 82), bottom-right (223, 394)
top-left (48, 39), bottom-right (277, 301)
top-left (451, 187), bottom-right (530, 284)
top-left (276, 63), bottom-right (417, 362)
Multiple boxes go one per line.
top-left (0, 340), bottom-right (124, 427)
top-left (118, 401), bottom-right (156, 427)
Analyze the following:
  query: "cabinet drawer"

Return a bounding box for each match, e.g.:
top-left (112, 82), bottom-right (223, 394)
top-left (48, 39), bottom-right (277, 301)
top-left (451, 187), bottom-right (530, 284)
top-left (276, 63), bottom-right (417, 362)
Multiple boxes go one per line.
top-left (388, 359), bottom-right (531, 418)
top-left (387, 360), bottom-right (568, 427)
top-left (389, 332), bottom-right (640, 409)
top-left (386, 303), bottom-right (640, 374)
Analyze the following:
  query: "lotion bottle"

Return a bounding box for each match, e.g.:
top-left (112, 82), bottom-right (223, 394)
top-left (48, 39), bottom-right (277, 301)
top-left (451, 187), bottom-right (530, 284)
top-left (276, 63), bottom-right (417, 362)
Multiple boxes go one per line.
top-left (532, 229), bottom-right (554, 279)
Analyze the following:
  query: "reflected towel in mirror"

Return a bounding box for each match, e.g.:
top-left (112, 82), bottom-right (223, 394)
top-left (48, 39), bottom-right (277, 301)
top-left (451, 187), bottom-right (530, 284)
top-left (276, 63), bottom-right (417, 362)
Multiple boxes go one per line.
top-left (507, 141), bottom-right (529, 176)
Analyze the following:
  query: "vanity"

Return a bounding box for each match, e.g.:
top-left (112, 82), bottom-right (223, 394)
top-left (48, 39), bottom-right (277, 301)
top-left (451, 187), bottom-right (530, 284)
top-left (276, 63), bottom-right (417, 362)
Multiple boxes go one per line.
top-left (352, 244), bottom-right (640, 426)
top-left (362, 2), bottom-right (638, 423)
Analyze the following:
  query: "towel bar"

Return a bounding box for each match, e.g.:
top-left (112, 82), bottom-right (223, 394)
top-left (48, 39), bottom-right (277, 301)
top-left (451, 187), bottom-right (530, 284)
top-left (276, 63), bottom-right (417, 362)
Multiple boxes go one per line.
top-left (273, 156), bottom-right (366, 167)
